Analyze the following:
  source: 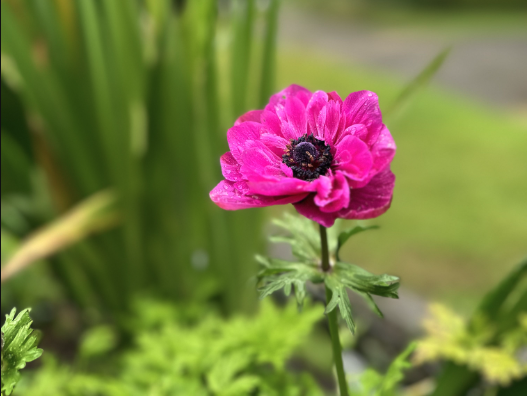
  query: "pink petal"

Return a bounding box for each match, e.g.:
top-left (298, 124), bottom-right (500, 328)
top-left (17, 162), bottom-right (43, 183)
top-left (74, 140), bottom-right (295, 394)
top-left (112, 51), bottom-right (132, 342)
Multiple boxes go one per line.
top-left (306, 91), bottom-right (328, 139)
top-left (265, 84), bottom-right (312, 113)
top-left (294, 195), bottom-right (339, 227)
top-left (261, 110), bottom-right (283, 137)
top-left (324, 99), bottom-right (341, 144)
top-left (240, 145), bottom-right (282, 182)
top-left (370, 125), bottom-right (396, 174)
top-left (336, 124), bottom-right (368, 145)
top-left (234, 110), bottom-right (263, 126)
top-left (227, 121), bottom-right (262, 162)
top-left (280, 162), bottom-right (294, 178)
top-left (334, 135), bottom-right (373, 181)
top-left (210, 180), bottom-right (308, 210)
top-left (346, 124), bottom-right (396, 189)
top-left (220, 152), bottom-right (243, 182)
top-left (327, 91), bottom-right (343, 103)
top-left (260, 133), bottom-right (289, 157)
top-left (338, 167), bottom-right (395, 220)
top-left (276, 96), bottom-right (307, 140)
top-left (247, 177), bottom-right (315, 197)
top-left (314, 171), bottom-right (350, 213)
top-left (342, 90), bottom-right (383, 147)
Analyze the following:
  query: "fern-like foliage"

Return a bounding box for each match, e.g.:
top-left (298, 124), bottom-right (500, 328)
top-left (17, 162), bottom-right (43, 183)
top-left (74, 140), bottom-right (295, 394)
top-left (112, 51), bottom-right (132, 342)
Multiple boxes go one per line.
top-left (1, 308), bottom-right (43, 395)
top-left (16, 299), bottom-right (325, 396)
top-left (257, 213), bottom-right (400, 333)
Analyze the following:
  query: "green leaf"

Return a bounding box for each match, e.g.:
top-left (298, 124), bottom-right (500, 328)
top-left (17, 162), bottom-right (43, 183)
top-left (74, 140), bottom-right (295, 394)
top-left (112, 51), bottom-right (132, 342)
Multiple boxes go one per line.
top-left (78, 325), bottom-right (118, 360)
top-left (359, 292), bottom-right (384, 318)
top-left (323, 262), bottom-right (399, 333)
top-left (258, 0), bottom-right (281, 107)
top-left (473, 258), bottom-right (527, 327)
top-left (336, 225), bottom-right (379, 260)
top-left (1, 190), bottom-right (119, 282)
top-left (230, 0), bottom-right (256, 116)
top-left (256, 256), bottom-right (322, 308)
top-left (1, 308), bottom-right (43, 395)
top-left (324, 279), bottom-right (356, 333)
top-left (376, 342), bottom-right (416, 396)
top-left (334, 262), bottom-right (400, 299)
top-left (385, 47), bottom-right (451, 120)
top-left (271, 213), bottom-right (320, 262)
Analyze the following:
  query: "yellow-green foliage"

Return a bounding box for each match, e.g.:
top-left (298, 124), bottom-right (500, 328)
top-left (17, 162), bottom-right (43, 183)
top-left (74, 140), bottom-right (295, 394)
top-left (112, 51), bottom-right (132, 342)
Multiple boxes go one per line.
top-left (414, 304), bottom-right (527, 386)
top-left (17, 299), bottom-right (325, 396)
top-left (1, 308), bottom-right (43, 396)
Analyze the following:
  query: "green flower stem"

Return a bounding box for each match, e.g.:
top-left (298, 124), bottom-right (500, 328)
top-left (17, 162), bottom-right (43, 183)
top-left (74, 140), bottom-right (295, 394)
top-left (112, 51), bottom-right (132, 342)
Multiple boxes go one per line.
top-left (320, 225), bottom-right (349, 396)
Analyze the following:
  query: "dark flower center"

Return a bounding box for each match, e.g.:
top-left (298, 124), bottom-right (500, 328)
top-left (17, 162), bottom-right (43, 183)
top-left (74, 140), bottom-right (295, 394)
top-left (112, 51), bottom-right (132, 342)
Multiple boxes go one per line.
top-left (282, 134), bottom-right (333, 181)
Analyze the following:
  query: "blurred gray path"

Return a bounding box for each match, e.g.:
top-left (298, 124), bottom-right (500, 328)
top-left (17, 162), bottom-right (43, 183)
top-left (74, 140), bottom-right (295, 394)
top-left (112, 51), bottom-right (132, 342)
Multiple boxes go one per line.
top-left (279, 7), bottom-right (527, 109)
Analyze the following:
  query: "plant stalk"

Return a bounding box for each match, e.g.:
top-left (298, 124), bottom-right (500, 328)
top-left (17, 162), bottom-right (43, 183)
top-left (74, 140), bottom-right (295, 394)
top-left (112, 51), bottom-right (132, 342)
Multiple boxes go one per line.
top-left (320, 225), bottom-right (349, 396)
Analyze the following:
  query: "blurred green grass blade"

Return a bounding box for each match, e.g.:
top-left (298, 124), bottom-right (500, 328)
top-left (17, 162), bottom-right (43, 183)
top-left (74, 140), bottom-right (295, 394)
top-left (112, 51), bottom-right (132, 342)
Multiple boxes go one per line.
top-left (31, 0), bottom-right (68, 74)
top-left (259, 0), bottom-right (280, 107)
top-left (1, 1), bottom-right (100, 193)
top-left (1, 191), bottom-right (119, 283)
top-left (1, 131), bottom-right (32, 195)
top-left (100, 0), bottom-right (146, 292)
top-left (230, 0), bottom-right (256, 116)
top-left (472, 258), bottom-right (526, 327)
top-left (77, 0), bottom-right (122, 179)
top-left (385, 47), bottom-right (451, 120)
top-left (430, 362), bottom-right (478, 396)
top-left (145, 13), bottom-right (198, 297)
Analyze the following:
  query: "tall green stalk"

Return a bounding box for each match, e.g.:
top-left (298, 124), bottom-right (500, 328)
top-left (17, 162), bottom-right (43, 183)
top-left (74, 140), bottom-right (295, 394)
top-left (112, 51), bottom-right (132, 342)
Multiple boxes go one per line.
top-left (1, 0), bottom-right (278, 318)
top-left (320, 225), bottom-right (349, 396)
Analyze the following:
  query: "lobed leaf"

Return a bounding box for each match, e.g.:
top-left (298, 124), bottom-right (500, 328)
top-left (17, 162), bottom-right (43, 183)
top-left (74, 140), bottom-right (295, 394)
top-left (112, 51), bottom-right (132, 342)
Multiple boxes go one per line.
top-left (272, 213), bottom-right (320, 262)
top-left (1, 308), bottom-right (43, 395)
top-left (256, 256), bottom-right (322, 308)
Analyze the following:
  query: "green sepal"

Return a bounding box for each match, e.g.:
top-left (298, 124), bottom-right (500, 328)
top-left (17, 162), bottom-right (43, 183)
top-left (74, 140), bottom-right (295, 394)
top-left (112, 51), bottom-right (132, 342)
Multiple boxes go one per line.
top-left (336, 225), bottom-right (378, 261)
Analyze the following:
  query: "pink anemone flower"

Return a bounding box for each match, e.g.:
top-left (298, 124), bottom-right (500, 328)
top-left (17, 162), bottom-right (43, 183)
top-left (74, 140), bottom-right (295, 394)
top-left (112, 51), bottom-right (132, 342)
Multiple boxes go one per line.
top-left (210, 84), bottom-right (396, 227)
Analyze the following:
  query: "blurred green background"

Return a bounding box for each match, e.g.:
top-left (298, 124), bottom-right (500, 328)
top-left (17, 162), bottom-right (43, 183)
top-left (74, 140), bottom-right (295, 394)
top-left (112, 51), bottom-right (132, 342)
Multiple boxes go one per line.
top-left (1, 0), bottom-right (526, 394)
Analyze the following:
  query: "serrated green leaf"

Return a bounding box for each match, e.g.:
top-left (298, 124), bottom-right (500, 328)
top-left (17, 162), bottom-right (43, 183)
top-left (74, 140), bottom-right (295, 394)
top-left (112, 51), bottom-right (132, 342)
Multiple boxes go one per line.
top-left (325, 279), bottom-right (356, 334)
top-left (359, 292), bottom-right (384, 318)
top-left (335, 262), bottom-right (400, 299)
top-left (272, 213), bottom-right (320, 262)
top-left (323, 263), bottom-right (400, 332)
top-left (294, 280), bottom-right (306, 308)
top-left (1, 308), bottom-right (43, 395)
top-left (338, 287), bottom-right (356, 334)
top-left (324, 288), bottom-right (340, 314)
top-left (336, 225), bottom-right (379, 260)
top-left (256, 255), bottom-right (322, 305)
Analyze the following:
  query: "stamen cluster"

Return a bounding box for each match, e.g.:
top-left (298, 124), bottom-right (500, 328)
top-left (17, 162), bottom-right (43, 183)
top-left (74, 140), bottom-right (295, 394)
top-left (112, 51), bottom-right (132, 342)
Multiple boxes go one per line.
top-left (282, 134), bottom-right (333, 181)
